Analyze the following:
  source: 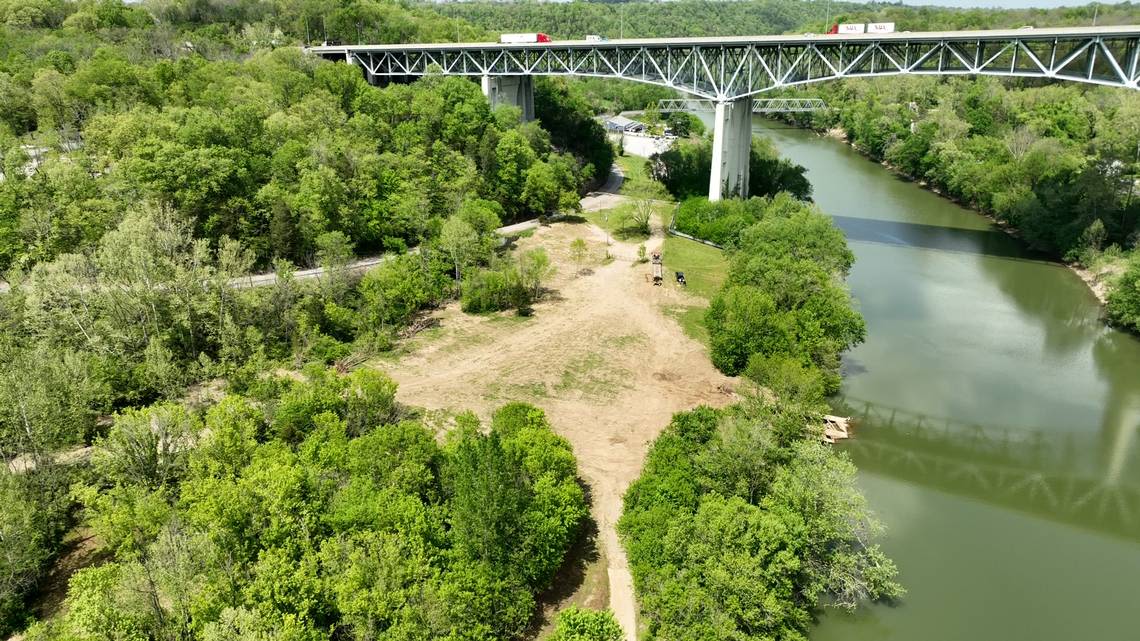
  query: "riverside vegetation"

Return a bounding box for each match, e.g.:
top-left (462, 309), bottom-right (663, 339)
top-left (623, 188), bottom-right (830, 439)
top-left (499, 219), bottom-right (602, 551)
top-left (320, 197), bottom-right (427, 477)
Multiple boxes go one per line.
top-left (616, 109), bottom-right (900, 640)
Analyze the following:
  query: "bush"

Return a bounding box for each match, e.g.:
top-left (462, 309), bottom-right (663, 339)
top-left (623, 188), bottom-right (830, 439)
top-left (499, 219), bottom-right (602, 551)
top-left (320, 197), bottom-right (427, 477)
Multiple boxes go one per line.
top-left (1107, 254), bottom-right (1140, 332)
top-left (744, 353), bottom-right (828, 406)
top-left (460, 265), bottom-right (528, 313)
top-left (548, 607), bottom-right (624, 641)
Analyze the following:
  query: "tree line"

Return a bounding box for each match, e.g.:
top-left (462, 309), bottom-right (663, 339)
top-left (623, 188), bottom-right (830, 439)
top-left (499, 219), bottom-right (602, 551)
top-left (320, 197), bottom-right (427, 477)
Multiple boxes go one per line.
top-left (649, 136), bottom-right (812, 203)
top-left (620, 401), bottom-right (902, 641)
top-left (426, 0), bottom-right (1140, 41)
top-left (1, 39), bottom-right (604, 272)
top-left (619, 193), bottom-right (896, 641)
top-left (615, 93), bottom-right (897, 637)
top-left (17, 367), bottom-right (589, 641)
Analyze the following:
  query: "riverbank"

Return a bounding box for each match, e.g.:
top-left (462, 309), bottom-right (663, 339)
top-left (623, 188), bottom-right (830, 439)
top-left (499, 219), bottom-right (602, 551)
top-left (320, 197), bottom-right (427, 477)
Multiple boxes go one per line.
top-left (806, 120), bottom-right (1126, 308)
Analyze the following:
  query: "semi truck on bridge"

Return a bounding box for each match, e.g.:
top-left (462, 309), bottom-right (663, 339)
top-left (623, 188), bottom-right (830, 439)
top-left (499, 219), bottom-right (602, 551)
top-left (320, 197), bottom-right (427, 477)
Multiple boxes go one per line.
top-left (500, 33), bottom-right (552, 44)
top-left (826, 22), bottom-right (896, 35)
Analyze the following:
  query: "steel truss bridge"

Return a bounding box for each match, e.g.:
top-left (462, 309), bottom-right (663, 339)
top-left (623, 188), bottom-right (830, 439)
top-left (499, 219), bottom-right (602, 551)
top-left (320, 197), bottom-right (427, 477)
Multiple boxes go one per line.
top-left (309, 26), bottom-right (1140, 100)
top-left (657, 98), bottom-right (827, 113)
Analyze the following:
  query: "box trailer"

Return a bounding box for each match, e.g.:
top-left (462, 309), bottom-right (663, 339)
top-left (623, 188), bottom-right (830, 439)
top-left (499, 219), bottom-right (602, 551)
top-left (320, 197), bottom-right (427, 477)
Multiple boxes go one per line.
top-left (499, 33), bottom-right (552, 44)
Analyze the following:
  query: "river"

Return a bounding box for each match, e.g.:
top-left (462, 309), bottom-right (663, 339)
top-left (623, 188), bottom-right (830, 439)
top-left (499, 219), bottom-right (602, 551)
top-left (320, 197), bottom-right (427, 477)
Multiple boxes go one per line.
top-left (750, 121), bottom-right (1140, 640)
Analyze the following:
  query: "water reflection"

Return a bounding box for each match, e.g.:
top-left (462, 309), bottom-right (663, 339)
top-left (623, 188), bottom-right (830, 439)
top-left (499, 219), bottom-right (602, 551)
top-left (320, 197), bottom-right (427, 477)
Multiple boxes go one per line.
top-left (833, 390), bottom-right (1140, 542)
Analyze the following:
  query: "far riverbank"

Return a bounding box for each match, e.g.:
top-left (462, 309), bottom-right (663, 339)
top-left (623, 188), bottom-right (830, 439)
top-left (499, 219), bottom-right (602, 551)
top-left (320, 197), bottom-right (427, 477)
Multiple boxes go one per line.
top-left (809, 121), bottom-right (1127, 309)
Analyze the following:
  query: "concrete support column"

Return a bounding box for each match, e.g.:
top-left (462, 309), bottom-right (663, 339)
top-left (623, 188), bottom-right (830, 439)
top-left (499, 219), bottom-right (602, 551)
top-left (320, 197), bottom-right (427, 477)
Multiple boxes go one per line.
top-left (708, 96), bottom-right (752, 201)
top-left (480, 74), bottom-right (535, 122)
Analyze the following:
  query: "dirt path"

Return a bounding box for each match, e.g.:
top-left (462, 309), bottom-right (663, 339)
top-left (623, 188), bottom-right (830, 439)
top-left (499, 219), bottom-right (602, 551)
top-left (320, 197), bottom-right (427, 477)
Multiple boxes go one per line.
top-left (377, 213), bottom-right (735, 640)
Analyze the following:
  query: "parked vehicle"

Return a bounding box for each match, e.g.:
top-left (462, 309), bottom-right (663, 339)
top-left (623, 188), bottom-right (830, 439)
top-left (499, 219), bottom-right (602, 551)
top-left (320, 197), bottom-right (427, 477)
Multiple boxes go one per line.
top-left (825, 22), bottom-right (896, 35)
top-left (500, 33), bottom-right (552, 44)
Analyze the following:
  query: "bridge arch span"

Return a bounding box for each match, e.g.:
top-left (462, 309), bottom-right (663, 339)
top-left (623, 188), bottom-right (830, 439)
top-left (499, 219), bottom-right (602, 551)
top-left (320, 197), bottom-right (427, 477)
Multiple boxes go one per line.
top-left (310, 26), bottom-right (1140, 101)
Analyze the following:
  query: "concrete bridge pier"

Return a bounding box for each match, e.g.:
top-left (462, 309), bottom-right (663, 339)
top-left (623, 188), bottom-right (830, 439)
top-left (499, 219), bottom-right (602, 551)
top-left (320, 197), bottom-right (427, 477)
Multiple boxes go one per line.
top-left (708, 97), bottom-right (752, 201)
top-left (481, 75), bottom-right (535, 122)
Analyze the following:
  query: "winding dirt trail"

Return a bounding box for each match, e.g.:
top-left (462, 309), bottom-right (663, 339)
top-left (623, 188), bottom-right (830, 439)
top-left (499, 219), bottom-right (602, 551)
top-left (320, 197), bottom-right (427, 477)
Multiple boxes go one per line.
top-left (377, 213), bottom-right (736, 639)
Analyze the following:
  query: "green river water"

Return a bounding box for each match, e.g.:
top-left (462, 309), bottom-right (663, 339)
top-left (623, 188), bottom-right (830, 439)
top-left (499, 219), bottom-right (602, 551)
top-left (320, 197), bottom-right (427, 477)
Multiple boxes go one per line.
top-left (749, 121), bottom-right (1140, 641)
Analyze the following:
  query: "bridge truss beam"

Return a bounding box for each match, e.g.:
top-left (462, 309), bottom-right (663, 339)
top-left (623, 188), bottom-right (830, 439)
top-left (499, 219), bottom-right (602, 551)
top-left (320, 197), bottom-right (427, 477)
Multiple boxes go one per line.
top-left (314, 28), bottom-right (1140, 100)
top-left (657, 98), bottom-right (827, 113)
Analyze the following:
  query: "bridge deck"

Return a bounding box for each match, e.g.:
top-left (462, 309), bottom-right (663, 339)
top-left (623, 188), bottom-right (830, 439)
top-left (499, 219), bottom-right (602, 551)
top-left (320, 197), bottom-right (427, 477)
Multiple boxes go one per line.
top-left (308, 26), bottom-right (1140, 53)
top-left (310, 26), bottom-right (1140, 100)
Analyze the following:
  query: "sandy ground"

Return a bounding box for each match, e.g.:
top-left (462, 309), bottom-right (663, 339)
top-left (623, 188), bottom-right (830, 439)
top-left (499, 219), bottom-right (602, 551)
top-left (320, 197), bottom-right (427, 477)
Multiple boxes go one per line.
top-left (377, 212), bottom-right (736, 640)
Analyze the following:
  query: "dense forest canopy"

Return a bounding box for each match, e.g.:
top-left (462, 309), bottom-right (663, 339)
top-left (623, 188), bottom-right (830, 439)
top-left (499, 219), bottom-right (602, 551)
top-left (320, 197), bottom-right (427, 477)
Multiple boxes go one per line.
top-left (425, 0), bottom-right (1140, 40)
top-left (0, 1), bottom-right (613, 635)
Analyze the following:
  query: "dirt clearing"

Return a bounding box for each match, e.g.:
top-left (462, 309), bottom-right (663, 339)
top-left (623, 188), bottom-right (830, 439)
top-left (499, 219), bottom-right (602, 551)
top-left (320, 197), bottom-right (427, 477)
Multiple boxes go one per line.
top-left (375, 213), bottom-right (736, 640)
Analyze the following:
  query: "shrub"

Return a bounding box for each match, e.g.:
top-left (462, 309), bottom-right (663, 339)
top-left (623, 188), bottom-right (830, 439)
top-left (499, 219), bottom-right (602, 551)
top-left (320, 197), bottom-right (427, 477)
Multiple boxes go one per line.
top-left (1107, 254), bottom-right (1140, 332)
top-left (461, 266), bottom-right (528, 313)
top-left (548, 607), bottom-right (624, 641)
top-left (744, 353), bottom-right (828, 406)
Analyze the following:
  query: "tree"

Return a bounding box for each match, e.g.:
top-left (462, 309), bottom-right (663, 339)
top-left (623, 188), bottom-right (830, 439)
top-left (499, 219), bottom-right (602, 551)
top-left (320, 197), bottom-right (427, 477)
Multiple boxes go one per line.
top-left (622, 199), bottom-right (653, 236)
top-left (518, 248), bottom-right (553, 301)
top-left (94, 403), bottom-right (199, 490)
top-left (619, 407), bottom-right (901, 641)
top-left (706, 285), bottom-right (794, 376)
top-left (315, 231), bottom-right (355, 303)
top-left (342, 368), bottom-right (399, 436)
top-left (523, 161), bottom-right (564, 215)
top-left (0, 471), bottom-right (68, 636)
top-left (446, 430), bottom-right (528, 567)
top-left (438, 216), bottom-right (479, 292)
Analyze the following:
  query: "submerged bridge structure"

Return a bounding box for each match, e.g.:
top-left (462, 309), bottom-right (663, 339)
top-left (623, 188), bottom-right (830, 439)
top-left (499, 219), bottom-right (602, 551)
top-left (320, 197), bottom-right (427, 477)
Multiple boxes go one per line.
top-left (309, 26), bottom-right (1140, 200)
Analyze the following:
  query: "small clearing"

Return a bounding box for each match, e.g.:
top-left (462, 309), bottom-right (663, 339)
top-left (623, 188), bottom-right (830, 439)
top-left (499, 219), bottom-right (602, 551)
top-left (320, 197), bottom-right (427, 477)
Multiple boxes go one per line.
top-left (376, 212), bottom-right (736, 640)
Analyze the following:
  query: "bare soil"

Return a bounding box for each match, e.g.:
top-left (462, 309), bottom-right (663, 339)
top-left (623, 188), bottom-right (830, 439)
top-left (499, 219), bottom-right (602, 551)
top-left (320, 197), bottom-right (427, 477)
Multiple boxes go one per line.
top-left (376, 213), bottom-right (736, 640)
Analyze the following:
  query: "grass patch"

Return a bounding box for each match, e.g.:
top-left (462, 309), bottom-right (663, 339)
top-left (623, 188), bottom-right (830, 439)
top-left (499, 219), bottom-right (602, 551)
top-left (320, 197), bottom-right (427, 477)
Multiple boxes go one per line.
top-left (604, 332), bottom-right (648, 349)
top-left (555, 352), bottom-right (630, 400)
top-left (615, 155), bottom-right (672, 200)
top-left (483, 380), bottom-right (551, 402)
top-left (581, 202), bottom-right (670, 242)
top-left (663, 305), bottom-right (710, 346)
top-left (662, 235), bottom-right (728, 300)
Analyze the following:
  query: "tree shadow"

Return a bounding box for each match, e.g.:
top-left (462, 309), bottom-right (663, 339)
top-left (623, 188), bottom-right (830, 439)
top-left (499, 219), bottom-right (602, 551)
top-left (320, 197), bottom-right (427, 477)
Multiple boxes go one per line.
top-left (830, 215), bottom-right (1045, 261)
top-left (522, 480), bottom-right (604, 639)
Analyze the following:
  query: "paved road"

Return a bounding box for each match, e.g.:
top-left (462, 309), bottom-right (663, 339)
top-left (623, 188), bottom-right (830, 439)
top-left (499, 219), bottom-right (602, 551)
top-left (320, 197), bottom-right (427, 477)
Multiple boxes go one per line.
top-left (0, 164), bottom-right (627, 294)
